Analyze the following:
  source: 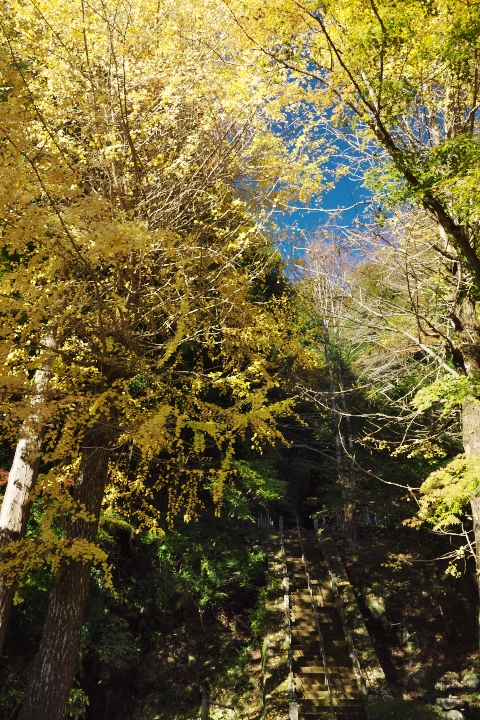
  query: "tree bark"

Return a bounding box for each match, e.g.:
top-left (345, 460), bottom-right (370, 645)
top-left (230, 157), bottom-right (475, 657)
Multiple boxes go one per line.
top-left (0, 332), bottom-right (56, 657)
top-left (332, 319), bottom-right (357, 549)
top-left (462, 400), bottom-right (480, 458)
top-left (18, 423), bottom-right (114, 720)
top-left (464, 398), bottom-right (480, 634)
top-left (323, 320), bottom-right (357, 546)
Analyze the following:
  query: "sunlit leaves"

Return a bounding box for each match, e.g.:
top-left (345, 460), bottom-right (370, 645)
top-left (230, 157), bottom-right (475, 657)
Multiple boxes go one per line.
top-left (0, 0), bottom-right (314, 584)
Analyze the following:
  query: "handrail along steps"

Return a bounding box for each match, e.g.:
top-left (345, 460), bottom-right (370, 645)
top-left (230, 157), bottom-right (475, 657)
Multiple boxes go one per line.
top-left (296, 518), bottom-right (335, 720)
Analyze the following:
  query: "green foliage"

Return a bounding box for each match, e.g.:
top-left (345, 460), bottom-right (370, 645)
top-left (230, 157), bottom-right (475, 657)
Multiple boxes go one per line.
top-left (412, 374), bottom-right (480, 416)
top-left (411, 454), bottom-right (480, 530)
top-left (0, 671), bottom-right (26, 714)
top-left (1, 495), bottom-right (267, 717)
top-left (97, 615), bottom-right (140, 669)
top-left (367, 697), bottom-right (441, 719)
top-left (68, 685), bottom-right (90, 719)
top-left (227, 459), bottom-right (287, 520)
top-left (249, 584), bottom-right (275, 640)
top-left (152, 521), bottom-right (266, 621)
top-left (366, 135), bottom-right (480, 230)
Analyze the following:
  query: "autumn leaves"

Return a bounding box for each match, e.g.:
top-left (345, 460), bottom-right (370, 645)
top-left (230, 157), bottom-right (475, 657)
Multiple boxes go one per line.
top-left (0, 1), bottom-right (317, 716)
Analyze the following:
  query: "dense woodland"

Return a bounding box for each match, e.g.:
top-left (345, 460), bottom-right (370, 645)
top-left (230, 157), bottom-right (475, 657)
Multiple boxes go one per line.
top-left (1, 0), bottom-right (480, 718)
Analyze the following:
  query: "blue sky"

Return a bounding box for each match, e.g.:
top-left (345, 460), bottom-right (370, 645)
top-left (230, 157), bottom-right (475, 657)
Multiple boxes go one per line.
top-left (277, 174), bottom-right (371, 261)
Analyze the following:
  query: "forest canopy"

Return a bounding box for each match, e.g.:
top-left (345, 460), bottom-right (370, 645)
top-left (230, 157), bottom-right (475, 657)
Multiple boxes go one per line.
top-left (1, 0), bottom-right (480, 718)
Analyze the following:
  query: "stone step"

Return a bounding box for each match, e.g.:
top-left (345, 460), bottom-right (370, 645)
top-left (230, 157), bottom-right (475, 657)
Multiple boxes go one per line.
top-left (296, 687), bottom-right (361, 697)
top-left (294, 644), bottom-right (350, 656)
top-left (294, 665), bottom-right (356, 675)
top-left (291, 620), bottom-right (342, 629)
top-left (291, 624), bottom-right (343, 632)
top-left (293, 596), bottom-right (336, 601)
top-left (296, 677), bottom-right (358, 687)
top-left (293, 645), bottom-right (350, 653)
top-left (293, 641), bottom-right (346, 649)
top-left (295, 636), bottom-right (346, 644)
top-left (295, 674), bottom-right (361, 690)
top-left (294, 593), bottom-right (334, 601)
top-left (298, 691), bottom-right (362, 700)
top-left (297, 697), bottom-right (365, 713)
top-left (299, 713), bottom-right (368, 720)
top-left (293, 619), bottom-right (338, 625)
top-left (293, 658), bottom-right (349, 668)
top-left (299, 713), bottom-right (368, 719)
top-left (300, 699), bottom-right (365, 708)
top-left (293, 622), bottom-right (343, 630)
top-left (296, 665), bottom-right (357, 676)
top-left (295, 667), bottom-right (355, 675)
top-left (292, 624), bottom-right (344, 633)
top-left (293, 649), bottom-right (349, 657)
top-left (292, 620), bottom-right (341, 627)
top-left (293, 634), bottom-right (348, 647)
top-left (294, 668), bottom-right (356, 675)
top-left (295, 671), bottom-right (357, 683)
top-left (291, 615), bottom-right (339, 622)
top-left (293, 627), bottom-right (344, 637)
top-left (292, 600), bottom-right (337, 606)
top-left (284, 530), bottom-right (367, 720)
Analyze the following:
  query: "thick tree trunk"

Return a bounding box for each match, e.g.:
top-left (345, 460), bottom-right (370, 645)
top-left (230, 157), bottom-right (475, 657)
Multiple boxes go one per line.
top-left (18, 424), bottom-right (113, 720)
top-left (463, 399), bottom-right (480, 457)
top-left (465, 399), bottom-right (480, 634)
top-left (0, 332), bottom-right (56, 657)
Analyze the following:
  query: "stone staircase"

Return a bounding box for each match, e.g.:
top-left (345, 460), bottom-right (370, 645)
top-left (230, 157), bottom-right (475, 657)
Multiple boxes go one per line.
top-left (285, 528), bottom-right (368, 720)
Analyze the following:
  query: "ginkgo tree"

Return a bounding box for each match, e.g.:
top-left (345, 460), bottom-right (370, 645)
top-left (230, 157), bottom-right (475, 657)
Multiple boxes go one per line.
top-left (0, 0), bottom-right (324, 716)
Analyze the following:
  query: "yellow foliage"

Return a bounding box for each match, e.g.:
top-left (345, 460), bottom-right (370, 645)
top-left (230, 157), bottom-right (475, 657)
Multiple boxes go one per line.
top-left (0, 0), bottom-right (315, 583)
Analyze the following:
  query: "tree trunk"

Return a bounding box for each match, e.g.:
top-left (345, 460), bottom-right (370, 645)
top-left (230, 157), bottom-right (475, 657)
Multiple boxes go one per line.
top-left (323, 320), bottom-right (356, 546)
top-left (0, 332), bottom-right (56, 657)
top-left (332, 319), bottom-right (357, 549)
top-left (463, 399), bottom-right (480, 458)
top-left (464, 399), bottom-right (480, 635)
top-left (18, 424), bottom-right (114, 720)
top-left (323, 320), bottom-right (344, 466)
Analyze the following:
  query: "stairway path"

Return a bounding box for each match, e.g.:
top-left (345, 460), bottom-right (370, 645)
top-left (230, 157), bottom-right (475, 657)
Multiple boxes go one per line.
top-left (284, 528), bottom-right (368, 720)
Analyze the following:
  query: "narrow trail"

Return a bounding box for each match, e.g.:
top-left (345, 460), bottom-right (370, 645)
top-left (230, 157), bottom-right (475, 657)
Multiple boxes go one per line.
top-left (284, 527), bottom-right (368, 720)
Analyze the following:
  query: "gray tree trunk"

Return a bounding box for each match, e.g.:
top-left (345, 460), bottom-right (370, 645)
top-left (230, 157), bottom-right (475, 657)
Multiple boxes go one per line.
top-left (0, 332), bottom-right (56, 656)
top-left (323, 320), bottom-right (343, 467)
top-left (465, 399), bottom-right (480, 632)
top-left (463, 399), bottom-right (480, 458)
top-left (18, 423), bottom-right (114, 720)
top-left (332, 321), bottom-right (357, 548)
top-left (323, 320), bottom-right (356, 546)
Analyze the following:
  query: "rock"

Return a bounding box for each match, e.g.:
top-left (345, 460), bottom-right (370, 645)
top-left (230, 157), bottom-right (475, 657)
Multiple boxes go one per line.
top-left (136, 664), bottom-right (157, 685)
top-left (436, 671), bottom-right (463, 691)
top-left (436, 697), bottom-right (467, 710)
top-left (409, 669), bottom-right (427, 686)
top-left (366, 594), bottom-right (385, 620)
top-left (441, 711), bottom-right (464, 720)
top-left (436, 669), bottom-right (479, 691)
top-left (461, 668), bottom-right (479, 689)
